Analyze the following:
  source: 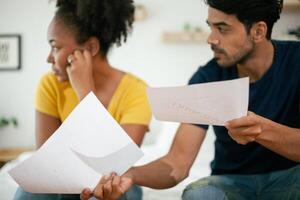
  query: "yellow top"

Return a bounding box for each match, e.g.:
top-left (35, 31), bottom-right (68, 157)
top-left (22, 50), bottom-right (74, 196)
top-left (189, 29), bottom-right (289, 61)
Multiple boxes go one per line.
top-left (35, 72), bottom-right (152, 126)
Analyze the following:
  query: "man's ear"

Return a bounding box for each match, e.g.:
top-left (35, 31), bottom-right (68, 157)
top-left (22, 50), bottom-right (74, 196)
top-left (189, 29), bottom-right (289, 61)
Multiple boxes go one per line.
top-left (250, 21), bottom-right (268, 43)
top-left (85, 37), bottom-right (100, 57)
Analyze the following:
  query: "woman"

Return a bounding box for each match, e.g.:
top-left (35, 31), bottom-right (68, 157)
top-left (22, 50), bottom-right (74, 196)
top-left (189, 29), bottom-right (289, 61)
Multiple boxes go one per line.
top-left (14, 0), bottom-right (151, 199)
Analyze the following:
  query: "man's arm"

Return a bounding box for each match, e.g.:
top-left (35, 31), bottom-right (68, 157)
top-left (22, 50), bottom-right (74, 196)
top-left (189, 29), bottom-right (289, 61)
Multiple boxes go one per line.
top-left (80, 123), bottom-right (207, 199)
top-left (226, 111), bottom-right (300, 162)
top-left (131, 123), bottom-right (206, 188)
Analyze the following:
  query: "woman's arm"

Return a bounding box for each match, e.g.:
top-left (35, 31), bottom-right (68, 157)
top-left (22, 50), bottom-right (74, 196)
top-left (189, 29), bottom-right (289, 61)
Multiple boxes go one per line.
top-left (35, 110), bottom-right (61, 149)
top-left (121, 124), bottom-right (148, 146)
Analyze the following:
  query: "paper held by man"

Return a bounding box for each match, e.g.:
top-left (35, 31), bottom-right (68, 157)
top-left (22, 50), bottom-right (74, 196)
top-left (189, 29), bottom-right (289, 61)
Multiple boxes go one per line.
top-left (8, 92), bottom-right (143, 194)
top-left (147, 77), bottom-right (249, 126)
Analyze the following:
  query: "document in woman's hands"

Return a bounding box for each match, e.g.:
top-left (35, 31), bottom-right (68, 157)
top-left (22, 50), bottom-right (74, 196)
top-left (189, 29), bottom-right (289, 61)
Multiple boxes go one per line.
top-left (8, 92), bottom-right (143, 194)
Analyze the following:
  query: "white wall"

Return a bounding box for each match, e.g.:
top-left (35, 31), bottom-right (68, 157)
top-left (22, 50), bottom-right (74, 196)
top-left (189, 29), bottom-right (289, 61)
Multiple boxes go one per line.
top-left (273, 9), bottom-right (300, 40)
top-left (109, 0), bottom-right (211, 87)
top-left (0, 0), bottom-right (298, 149)
top-left (0, 0), bottom-right (55, 148)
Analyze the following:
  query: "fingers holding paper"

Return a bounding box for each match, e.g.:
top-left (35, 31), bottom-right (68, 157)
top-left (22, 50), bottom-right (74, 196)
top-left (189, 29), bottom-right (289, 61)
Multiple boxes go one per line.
top-left (80, 188), bottom-right (93, 200)
top-left (81, 173), bottom-right (133, 200)
top-left (225, 111), bottom-right (267, 145)
top-left (97, 173), bottom-right (133, 200)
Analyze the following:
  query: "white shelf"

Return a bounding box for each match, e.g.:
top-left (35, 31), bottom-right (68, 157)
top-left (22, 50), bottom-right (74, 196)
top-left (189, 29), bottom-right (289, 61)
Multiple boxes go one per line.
top-left (283, 0), bottom-right (300, 11)
top-left (161, 31), bottom-right (209, 44)
top-left (134, 4), bottom-right (147, 21)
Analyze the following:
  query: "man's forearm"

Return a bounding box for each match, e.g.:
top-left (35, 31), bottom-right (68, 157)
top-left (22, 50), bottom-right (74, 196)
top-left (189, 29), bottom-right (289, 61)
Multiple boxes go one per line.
top-left (128, 156), bottom-right (187, 189)
top-left (256, 122), bottom-right (300, 162)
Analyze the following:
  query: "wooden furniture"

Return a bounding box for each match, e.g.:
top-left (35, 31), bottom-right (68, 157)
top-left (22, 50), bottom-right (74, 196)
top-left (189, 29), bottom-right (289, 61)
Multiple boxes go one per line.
top-left (135, 4), bottom-right (148, 21)
top-left (283, 0), bottom-right (300, 11)
top-left (0, 147), bottom-right (33, 168)
top-left (162, 31), bottom-right (209, 44)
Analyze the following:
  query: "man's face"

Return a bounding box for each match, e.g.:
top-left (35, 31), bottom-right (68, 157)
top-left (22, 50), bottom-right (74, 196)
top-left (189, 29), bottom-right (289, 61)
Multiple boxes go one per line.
top-left (206, 7), bottom-right (254, 67)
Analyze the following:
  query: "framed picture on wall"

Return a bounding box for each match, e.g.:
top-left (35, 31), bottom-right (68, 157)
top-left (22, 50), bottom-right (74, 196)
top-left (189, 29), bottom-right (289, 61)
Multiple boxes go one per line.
top-left (0, 35), bottom-right (21, 71)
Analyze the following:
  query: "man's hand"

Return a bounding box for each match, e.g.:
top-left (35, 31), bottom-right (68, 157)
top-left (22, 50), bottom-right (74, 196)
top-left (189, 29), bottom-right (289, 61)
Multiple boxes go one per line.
top-left (67, 50), bottom-right (95, 100)
top-left (225, 111), bottom-right (270, 145)
top-left (80, 173), bottom-right (133, 200)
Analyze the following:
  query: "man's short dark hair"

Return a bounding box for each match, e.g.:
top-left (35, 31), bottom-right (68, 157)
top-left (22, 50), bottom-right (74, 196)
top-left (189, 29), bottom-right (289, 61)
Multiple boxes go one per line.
top-left (205, 0), bottom-right (283, 39)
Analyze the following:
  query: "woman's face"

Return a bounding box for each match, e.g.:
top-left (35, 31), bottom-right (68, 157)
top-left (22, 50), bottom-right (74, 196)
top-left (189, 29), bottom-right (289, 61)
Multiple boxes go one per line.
top-left (47, 18), bottom-right (81, 82)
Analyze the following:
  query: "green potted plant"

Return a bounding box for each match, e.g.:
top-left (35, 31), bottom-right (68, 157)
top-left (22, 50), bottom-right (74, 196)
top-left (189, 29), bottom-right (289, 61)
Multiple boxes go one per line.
top-left (0, 116), bottom-right (18, 128)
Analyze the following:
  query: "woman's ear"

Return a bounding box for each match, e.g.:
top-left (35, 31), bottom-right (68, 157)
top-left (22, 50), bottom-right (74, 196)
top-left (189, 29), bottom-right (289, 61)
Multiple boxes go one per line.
top-left (250, 21), bottom-right (268, 43)
top-left (85, 37), bottom-right (100, 57)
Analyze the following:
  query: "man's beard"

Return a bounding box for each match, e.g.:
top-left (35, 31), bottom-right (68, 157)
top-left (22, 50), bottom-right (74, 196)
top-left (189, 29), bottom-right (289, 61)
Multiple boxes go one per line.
top-left (212, 41), bottom-right (254, 68)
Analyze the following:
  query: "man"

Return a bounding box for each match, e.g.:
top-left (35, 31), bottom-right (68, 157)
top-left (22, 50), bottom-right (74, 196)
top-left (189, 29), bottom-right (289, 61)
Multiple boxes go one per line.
top-left (81, 0), bottom-right (300, 199)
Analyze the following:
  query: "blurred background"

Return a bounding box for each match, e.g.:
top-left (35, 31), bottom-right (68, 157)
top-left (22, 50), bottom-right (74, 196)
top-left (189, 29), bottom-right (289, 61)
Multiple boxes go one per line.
top-left (0, 0), bottom-right (299, 199)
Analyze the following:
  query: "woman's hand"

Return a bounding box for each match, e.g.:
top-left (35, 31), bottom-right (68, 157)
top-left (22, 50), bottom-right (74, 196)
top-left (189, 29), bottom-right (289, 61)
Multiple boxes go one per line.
top-left (80, 188), bottom-right (93, 200)
top-left (67, 50), bottom-right (95, 100)
top-left (80, 173), bottom-right (133, 200)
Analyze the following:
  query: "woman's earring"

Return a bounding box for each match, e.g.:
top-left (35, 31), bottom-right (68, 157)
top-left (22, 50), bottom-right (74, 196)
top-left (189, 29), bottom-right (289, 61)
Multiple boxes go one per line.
top-left (67, 55), bottom-right (73, 65)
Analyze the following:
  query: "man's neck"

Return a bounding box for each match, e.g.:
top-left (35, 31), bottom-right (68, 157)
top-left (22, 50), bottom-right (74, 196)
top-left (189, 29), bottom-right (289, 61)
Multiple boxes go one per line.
top-left (237, 40), bottom-right (275, 83)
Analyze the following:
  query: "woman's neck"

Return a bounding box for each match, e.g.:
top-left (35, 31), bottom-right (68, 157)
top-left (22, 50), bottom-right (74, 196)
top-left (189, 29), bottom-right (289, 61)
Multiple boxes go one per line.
top-left (92, 56), bottom-right (123, 90)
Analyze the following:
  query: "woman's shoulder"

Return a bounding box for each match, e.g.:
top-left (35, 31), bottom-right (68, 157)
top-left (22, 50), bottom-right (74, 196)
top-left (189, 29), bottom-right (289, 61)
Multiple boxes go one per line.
top-left (114, 73), bottom-right (148, 98)
top-left (39, 72), bottom-right (59, 85)
top-left (39, 72), bottom-right (70, 88)
top-left (37, 72), bottom-right (72, 96)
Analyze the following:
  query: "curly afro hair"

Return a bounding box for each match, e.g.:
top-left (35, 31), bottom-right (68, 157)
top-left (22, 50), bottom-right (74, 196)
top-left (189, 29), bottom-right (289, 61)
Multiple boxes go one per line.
top-left (55, 0), bottom-right (135, 57)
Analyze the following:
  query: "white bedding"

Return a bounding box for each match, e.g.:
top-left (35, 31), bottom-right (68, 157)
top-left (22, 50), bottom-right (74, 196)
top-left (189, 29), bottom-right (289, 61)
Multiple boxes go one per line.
top-left (0, 152), bottom-right (33, 200)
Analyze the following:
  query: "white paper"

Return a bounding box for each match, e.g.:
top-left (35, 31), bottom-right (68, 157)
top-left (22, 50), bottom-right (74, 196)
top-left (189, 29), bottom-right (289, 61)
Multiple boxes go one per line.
top-left (147, 77), bottom-right (249, 126)
top-left (8, 92), bottom-right (143, 194)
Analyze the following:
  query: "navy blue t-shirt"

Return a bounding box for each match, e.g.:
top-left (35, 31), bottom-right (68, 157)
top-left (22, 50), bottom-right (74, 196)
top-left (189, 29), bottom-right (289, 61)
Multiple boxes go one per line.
top-left (189, 40), bottom-right (300, 175)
